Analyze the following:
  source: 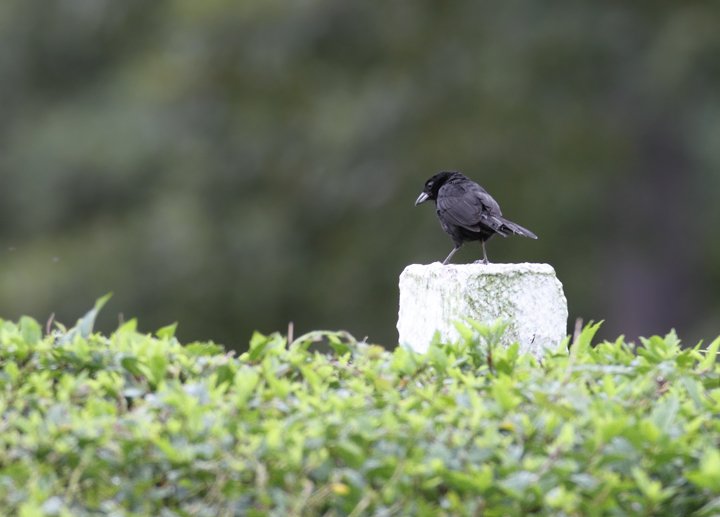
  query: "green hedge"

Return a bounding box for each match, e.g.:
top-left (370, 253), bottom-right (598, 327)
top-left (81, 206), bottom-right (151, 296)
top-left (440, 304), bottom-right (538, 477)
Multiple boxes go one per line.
top-left (1, 297), bottom-right (720, 516)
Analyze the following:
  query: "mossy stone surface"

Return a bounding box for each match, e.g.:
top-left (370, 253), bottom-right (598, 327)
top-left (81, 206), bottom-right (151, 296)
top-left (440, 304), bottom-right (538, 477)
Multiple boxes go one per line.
top-left (397, 262), bottom-right (568, 356)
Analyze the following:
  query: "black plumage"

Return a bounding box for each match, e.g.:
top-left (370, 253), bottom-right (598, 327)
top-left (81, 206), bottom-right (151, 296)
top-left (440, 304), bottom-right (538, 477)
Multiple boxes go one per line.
top-left (415, 171), bottom-right (537, 265)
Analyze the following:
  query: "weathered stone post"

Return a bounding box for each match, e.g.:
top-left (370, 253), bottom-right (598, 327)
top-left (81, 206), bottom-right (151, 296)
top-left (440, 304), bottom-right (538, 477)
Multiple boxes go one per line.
top-left (397, 262), bottom-right (568, 356)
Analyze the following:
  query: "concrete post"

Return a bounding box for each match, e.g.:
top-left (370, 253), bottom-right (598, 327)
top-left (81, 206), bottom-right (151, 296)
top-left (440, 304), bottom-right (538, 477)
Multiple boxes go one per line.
top-left (397, 262), bottom-right (568, 356)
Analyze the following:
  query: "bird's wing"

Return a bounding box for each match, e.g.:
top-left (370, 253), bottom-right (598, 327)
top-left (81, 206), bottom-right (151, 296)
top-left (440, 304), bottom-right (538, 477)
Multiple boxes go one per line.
top-left (436, 182), bottom-right (507, 233)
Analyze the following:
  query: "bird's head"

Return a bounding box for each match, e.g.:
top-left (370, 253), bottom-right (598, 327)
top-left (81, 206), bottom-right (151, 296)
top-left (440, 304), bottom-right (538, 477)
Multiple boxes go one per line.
top-left (415, 171), bottom-right (459, 205)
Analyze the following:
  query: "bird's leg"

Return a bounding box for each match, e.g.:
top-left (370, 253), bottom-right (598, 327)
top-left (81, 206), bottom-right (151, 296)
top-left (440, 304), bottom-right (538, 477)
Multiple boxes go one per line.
top-left (482, 240), bottom-right (489, 265)
top-left (443, 246), bottom-right (460, 265)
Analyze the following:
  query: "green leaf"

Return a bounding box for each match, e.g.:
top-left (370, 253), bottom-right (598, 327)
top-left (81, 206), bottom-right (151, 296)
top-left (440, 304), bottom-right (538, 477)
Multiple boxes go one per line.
top-left (147, 354), bottom-right (168, 385)
top-left (234, 367), bottom-right (260, 405)
top-left (663, 329), bottom-right (681, 351)
top-left (555, 334), bottom-right (571, 355)
top-left (698, 335), bottom-right (720, 371)
top-left (118, 318), bottom-right (138, 333)
top-left (466, 318), bottom-right (509, 347)
top-left (569, 473), bottom-right (597, 491)
top-left (681, 377), bottom-right (705, 409)
top-left (631, 467), bottom-right (664, 501)
top-left (248, 332), bottom-right (272, 362)
top-left (121, 356), bottom-right (142, 377)
top-left (336, 440), bottom-right (364, 469)
top-left (453, 321), bottom-right (474, 341)
top-left (445, 471), bottom-right (480, 492)
top-left (327, 333), bottom-right (351, 356)
top-left (78, 292), bottom-right (113, 338)
top-left (695, 497), bottom-right (720, 517)
top-left (687, 448), bottom-right (720, 491)
top-left (499, 471), bottom-right (535, 495)
top-left (650, 396), bottom-right (679, 434)
top-left (4, 361), bottom-right (20, 384)
top-left (492, 375), bottom-right (521, 411)
top-left (446, 465), bottom-right (493, 492)
top-left (428, 345), bottom-right (449, 372)
top-left (300, 366), bottom-right (321, 392)
top-left (185, 341), bottom-right (224, 356)
top-left (215, 364), bottom-right (235, 388)
top-left (156, 322), bottom-right (178, 339)
top-left (58, 293), bottom-right (113, 345)
top-left (18, 503), bottom-right (44, 517)
top-left (575, 320), bottom-right (602, 356)
top-left (552, 422), bottom-right (576, 449)
top-left (507, 341), bottom-right (519, 364)
top-left (19, 316), bottom-right (42, 346)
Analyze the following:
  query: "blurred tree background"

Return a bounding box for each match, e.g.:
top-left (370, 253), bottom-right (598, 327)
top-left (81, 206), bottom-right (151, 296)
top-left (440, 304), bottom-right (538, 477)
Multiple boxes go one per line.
top-left (1, 0), bottom-right (720, 350)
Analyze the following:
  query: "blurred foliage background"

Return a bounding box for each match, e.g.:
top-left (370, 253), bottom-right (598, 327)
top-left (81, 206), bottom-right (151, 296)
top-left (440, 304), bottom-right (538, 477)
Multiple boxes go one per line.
top-left (1, 0), bottom-right (720, 350)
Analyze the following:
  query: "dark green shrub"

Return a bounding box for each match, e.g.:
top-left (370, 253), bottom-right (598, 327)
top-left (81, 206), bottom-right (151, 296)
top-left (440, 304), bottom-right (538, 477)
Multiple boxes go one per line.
top-left (1, 298), bottom-right (720, 516)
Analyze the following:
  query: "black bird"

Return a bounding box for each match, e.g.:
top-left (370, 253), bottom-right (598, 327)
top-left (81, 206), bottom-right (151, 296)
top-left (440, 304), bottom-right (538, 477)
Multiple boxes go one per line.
top-left (415, 171), bottom-right (537, 265)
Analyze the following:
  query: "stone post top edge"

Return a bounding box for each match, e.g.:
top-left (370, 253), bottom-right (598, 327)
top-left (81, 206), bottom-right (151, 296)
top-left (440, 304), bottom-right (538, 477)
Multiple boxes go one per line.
top-left (402, 262), bottom-right (557, 275)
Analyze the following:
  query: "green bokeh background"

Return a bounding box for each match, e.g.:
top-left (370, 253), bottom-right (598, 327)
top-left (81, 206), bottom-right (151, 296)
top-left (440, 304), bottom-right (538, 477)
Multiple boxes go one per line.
top-left (2, 1), bottom-right (720, 350)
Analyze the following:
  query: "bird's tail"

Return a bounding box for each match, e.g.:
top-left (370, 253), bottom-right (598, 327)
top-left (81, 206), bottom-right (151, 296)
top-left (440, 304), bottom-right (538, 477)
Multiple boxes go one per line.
top-left (499, 218), bottom-right (537, 239)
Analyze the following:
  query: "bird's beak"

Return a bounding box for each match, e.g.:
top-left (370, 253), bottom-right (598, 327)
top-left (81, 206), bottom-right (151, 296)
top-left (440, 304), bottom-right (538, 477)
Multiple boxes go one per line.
top-left (415, 192), bottom-right (430, 205)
